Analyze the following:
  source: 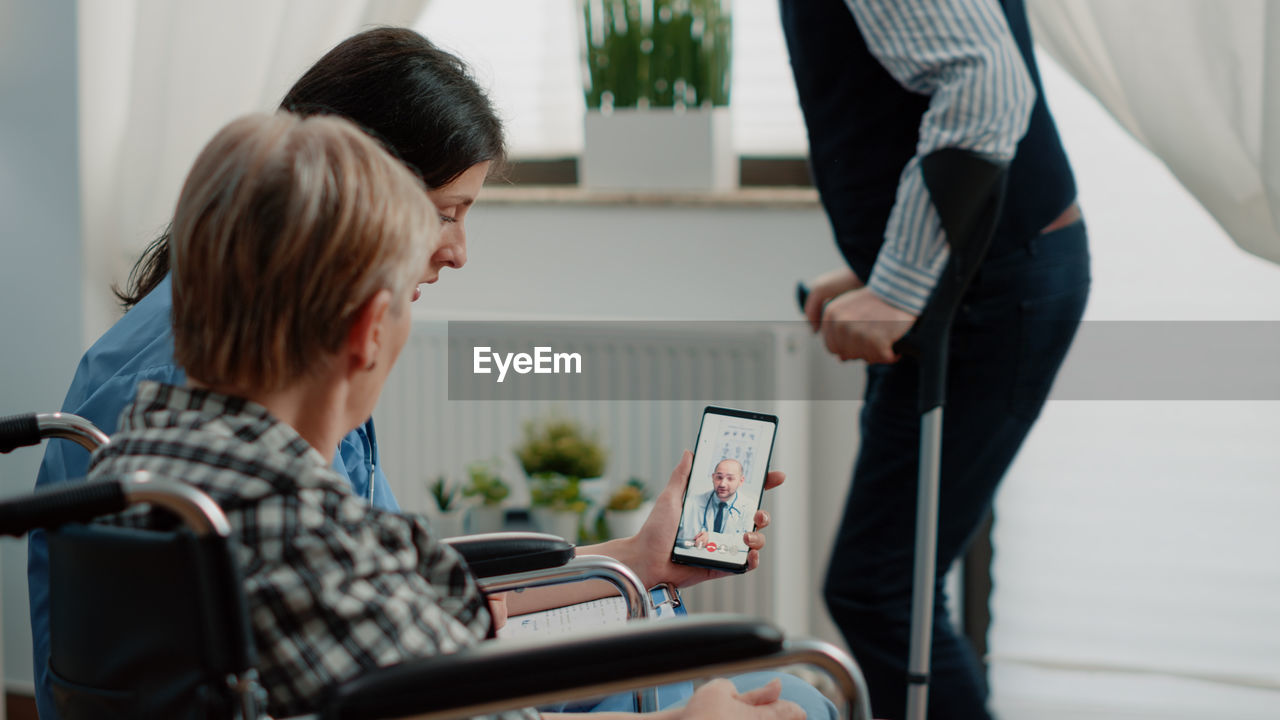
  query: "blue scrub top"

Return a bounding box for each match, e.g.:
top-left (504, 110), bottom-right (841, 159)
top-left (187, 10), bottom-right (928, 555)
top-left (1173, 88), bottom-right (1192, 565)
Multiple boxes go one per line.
top-left (27, 275), bottom-right (399, 720)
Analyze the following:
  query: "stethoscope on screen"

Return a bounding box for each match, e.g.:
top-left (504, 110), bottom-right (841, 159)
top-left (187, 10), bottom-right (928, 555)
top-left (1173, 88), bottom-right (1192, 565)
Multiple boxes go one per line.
top-left (699, 492), bottom-right (740, 533)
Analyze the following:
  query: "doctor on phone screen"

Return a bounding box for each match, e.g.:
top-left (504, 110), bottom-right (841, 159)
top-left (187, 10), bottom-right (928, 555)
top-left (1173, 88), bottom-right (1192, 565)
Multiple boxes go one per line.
top-left (679, 459), bottom-right (755, 549)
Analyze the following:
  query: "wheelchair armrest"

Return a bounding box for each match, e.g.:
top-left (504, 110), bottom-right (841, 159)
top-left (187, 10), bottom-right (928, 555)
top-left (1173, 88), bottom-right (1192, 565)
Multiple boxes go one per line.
top-left (0, 480), bottom-right (127, 538)
top-left (0, 473), bottom-right (231, 539)
top-left (443, 532), bottom-right (574, 578)
top-left (324, 615), bottom-right (784, 720)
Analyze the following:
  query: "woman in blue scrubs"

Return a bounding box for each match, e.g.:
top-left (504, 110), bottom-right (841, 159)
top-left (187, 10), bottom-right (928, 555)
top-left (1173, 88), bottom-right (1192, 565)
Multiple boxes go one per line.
top-left (28, 27), bottom-right (501, 719)
top-left (29, 26), bottom-right (837, 720)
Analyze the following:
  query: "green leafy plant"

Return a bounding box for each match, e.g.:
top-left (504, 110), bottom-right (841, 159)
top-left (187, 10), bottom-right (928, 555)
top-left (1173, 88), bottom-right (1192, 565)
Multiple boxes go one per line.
top-left (582, 513), bottom-right (611, 544)
top-left (529, 472), bottom-right (592, 513)
top-left (518, 417), bottom-right (607, 513)
top-left (516, 418), bottom-right (607, 481)
top-left (462, 461), bottom-right (510, 507)
top-left (427, 475), bottom-right (460, 512)
top-left (605, 477), bottom-right (652, 511)
top-left (582, 0), bottom-right (732, 110)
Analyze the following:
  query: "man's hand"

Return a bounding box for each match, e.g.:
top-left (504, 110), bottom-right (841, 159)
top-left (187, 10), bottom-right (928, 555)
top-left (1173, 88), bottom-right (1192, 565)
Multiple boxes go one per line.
top-left (820, 287), bottom-right (916, 364)
top-left (803, 267), bottom-right (864, 331)
top-left (626, 451), bottom-right (784, 589)
top-left (692, 530), bottom-right (709, 549)
top-left (677, 679), bottom-right (804, 720)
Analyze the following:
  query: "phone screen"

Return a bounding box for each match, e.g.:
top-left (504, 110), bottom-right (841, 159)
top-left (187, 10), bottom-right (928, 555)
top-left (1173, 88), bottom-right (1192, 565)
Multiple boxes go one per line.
top-left (670, 406), bottom-right (779, 573)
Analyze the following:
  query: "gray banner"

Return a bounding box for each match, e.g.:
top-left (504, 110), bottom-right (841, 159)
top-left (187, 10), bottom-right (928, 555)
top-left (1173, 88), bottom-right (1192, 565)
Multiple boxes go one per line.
top-left (445, 321), bottom-right (1280, 401)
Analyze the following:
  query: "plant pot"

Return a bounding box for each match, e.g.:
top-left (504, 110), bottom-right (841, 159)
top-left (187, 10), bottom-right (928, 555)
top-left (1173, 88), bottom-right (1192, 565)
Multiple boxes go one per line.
top-left (426, 507), bottom-right (467, 539)
top-left (582, 107), bottom-right (737, 192)
top-left (604, 501), bottom-right (655, 540)
top-left (530, 507), bottom-right (583, 543)
top-left (467, 505), bottom-right (507, 535)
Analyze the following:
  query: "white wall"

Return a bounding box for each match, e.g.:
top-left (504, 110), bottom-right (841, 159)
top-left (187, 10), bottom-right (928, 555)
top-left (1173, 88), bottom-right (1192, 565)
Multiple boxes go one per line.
top-left (407, 199), bottom-right (862, 646)
top-left (983, 51), bottom-right (1280, 720)
top-left (413, 200), bottom-right (843, 323)
top-left (0, 0), bottom-right (83, 696)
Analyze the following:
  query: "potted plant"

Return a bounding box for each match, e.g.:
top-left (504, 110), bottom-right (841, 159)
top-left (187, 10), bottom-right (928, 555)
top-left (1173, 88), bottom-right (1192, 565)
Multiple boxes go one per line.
top-left (462, 460), bottom-right (510, 534)
top-left (579, 0), bottom-right (736, 191)
top-left (516, 418), bottom-right (607, 542)
top-left (603, 477), bottom-right (654, 539)
top-left (425, 474), bottom-right (467, 538)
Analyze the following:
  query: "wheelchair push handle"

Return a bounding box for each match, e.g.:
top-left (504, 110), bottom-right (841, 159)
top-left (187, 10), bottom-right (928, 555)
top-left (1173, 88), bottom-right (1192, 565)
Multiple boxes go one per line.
top-left (0, 413), bottom-right (41, 453)
top-left (0, 479), bottom-right (128, 538)
top-left (0, 412), bottom-right (110, 454)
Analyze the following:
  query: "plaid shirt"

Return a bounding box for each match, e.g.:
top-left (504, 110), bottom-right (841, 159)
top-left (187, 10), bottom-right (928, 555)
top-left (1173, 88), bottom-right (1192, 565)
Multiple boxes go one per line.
top-left (89, 382), bottom-right (538, 719)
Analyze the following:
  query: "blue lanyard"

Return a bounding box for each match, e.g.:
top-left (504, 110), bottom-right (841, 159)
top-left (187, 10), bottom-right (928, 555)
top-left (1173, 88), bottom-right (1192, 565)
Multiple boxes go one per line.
top-left (361, 419), bottom-right (377, 506)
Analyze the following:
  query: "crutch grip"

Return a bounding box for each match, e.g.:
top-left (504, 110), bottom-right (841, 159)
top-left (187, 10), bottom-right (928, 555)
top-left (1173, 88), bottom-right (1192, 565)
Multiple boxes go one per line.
top-left (0, 413), bottom-right (41, 454)
top-left (796, 281), bottom-right (811, 313)
top-left (0, 480), bottom-right (128, 538)
top-left (893, 148), bottom-right (1008, 413)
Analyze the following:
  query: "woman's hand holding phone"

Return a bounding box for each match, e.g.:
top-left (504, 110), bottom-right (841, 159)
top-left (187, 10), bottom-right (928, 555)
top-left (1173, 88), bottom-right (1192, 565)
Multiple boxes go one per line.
top-left (506, 447), bottom-right (784, 618)
top-left (620, 450), bottom-right (784, 590)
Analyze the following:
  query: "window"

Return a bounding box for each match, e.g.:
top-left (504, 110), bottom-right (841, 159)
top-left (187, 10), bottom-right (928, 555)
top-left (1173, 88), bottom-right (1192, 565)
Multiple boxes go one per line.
top-left (414, 0), bottom-right (808, 159)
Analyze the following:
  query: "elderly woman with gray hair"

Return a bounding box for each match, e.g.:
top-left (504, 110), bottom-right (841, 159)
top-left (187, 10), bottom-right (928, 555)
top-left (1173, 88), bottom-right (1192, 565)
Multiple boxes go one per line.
top-left (85, 112), bottom-right (831, 719)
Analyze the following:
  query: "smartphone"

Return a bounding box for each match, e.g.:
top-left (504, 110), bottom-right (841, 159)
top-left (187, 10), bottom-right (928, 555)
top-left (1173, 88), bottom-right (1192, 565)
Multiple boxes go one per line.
top-left (670, 406), bottom-right (779, 573)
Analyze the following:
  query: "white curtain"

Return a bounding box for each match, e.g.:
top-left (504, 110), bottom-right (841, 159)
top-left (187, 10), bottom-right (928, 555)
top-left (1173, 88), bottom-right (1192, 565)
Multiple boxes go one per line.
top-left (77, 0), bottom-right (428, 346)
top-left (1026, 0), bottom-right (1280, 268)
top-left (989, 5), bottom-right (1280, 716)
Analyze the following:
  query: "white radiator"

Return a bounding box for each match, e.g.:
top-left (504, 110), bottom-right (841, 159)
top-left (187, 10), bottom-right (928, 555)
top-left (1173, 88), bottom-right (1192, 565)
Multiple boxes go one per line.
top-left (374, 318), bottom-right (815, 635)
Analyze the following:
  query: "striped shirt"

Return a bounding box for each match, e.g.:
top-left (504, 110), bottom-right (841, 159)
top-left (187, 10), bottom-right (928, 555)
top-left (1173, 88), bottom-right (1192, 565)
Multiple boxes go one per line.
top-left (90, 382), bottom-right (537, 719)
top-left (846, 0), bottom-right (1036, 314)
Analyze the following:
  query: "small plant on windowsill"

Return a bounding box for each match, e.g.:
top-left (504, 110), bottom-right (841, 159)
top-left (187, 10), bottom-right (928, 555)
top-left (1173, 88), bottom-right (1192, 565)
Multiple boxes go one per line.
top-left (582, 0), bottom-right (731, 111)
top-left (605, 478), bottom-right (651, 512)
top-left (425, 475), bottom-right (466, 537)
top-left (579, 0), bottom-right (737, 191)
top-left (529, 473), bottom-right (593, 514)
top-left (463, 460), bottom-right (511, 506)
top-left (517, 418), bottom-right (607, 542)
top-left (429, 475), bottom-right (460, 513)
top-left (603, 477), bottom-right (655, 539)
top-left (462, 460), bottom-right (510, 534)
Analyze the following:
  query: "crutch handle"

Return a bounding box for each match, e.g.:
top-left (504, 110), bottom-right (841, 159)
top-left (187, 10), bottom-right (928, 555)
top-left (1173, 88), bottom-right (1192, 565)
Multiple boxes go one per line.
top-left (893, 149), bottom-right (1008, 413)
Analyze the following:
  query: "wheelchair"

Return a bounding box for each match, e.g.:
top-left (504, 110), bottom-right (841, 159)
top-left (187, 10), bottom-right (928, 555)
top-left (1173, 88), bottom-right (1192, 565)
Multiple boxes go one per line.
top-left (1, 411), bottom-right (872, 719)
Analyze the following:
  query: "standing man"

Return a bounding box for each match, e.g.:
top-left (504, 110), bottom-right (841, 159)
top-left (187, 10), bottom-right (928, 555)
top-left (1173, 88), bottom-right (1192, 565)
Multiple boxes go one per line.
top-left (781, 1), bottom-right (1090, 718)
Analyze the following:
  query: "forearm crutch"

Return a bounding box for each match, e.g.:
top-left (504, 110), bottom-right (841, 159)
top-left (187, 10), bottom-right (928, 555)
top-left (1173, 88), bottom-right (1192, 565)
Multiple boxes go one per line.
top-left (893, 149), bottom-right (1008, 720)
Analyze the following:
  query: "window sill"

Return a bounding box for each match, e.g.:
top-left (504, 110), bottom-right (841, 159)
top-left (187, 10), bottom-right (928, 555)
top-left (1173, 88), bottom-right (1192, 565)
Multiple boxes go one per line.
top-left (482, 156), bottom-right (818, 208)
top-left (478, 185), bottom-right (820, 209)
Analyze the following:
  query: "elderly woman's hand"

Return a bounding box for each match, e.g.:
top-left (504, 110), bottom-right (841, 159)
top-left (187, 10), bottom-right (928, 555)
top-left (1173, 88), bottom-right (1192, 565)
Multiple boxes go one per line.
top-left (677, 679), bottom-right (804, 720)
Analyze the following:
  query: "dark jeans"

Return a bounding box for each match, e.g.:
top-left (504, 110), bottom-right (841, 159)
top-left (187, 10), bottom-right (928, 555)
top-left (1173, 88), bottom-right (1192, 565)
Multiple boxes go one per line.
top-left (824, 222), bottom-right (1091, 720)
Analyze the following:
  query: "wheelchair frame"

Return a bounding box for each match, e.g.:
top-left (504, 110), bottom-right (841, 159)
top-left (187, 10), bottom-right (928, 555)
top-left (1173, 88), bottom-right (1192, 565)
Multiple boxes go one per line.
top-left (2, 412), bottom-right (873, 719)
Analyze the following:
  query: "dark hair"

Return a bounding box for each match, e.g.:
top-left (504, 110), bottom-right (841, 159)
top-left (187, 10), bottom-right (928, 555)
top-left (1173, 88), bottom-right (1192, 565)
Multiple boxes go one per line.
top-left (115, 27), bottom-right (506, 309)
